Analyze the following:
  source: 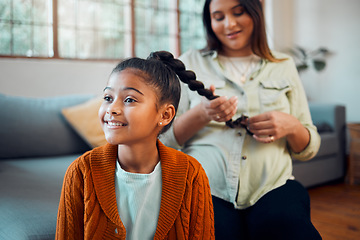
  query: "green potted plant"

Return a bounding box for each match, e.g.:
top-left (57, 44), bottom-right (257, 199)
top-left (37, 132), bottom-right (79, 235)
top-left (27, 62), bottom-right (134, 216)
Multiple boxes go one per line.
top-left (289, 46), bottom-right (330, 73)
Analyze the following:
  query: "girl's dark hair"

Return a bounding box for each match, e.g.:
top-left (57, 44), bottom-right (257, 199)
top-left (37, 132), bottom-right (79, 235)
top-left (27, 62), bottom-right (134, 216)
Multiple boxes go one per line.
top-left (202, 0), bottom-right (284, 62)
top-left (111, 51), bottom-right (215, 134)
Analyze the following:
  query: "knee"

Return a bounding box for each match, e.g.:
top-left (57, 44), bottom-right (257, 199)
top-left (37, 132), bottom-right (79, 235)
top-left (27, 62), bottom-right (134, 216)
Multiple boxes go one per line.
top-left (248, 210), bottom-right (321, 240)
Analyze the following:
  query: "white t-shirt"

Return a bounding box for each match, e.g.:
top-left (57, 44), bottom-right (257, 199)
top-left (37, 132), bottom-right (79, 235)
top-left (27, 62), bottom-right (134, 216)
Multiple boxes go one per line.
top-left (115, 160), bottom-right (162, 240)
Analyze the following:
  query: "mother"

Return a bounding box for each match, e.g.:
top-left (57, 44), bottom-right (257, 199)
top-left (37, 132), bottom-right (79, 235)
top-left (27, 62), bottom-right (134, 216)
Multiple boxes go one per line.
top-left (162, 0), bottom-right (322, 239)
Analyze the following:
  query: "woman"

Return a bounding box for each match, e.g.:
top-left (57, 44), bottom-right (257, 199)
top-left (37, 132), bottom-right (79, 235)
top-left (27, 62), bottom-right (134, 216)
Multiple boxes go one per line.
top-left (161, 0), bottom-right (322, 239)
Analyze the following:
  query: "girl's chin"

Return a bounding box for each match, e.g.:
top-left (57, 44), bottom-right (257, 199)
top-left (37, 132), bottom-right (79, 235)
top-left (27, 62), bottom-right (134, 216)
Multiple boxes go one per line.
top-left (104, 136), bottom-right (122, 145)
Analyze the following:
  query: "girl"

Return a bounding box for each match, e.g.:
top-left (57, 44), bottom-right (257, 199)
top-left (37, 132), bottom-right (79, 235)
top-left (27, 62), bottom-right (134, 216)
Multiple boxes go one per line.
top-left (161, 0), bottom-right (322, 239)
top-left (56, 51), bottom-right (214, 240)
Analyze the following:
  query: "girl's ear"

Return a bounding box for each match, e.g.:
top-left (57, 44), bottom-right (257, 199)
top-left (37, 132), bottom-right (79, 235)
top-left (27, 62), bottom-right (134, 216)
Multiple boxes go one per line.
top-left (159, 104), bottom-right (176, 126)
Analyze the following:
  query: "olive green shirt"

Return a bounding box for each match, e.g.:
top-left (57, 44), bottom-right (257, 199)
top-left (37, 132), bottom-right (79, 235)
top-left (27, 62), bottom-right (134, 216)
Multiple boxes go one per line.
top-left (161, 49), bottom-right (320, 209)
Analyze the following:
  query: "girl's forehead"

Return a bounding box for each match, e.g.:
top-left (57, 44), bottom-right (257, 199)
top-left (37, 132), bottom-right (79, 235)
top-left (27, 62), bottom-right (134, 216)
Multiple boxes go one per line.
top-left (109, 69), bottom-right (146, 84)
top-left (106, 70), bottom-right (159, 96)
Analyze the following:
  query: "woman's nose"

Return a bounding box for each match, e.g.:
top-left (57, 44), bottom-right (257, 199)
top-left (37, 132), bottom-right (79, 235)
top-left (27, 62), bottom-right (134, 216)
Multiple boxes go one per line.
top-left (225, 15), bottom-right (237, 28)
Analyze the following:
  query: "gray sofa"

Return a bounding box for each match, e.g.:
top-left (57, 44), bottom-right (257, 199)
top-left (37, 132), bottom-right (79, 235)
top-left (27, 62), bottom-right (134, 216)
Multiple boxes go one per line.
top-left (292, 103), bottom-right (347, 187)
top-left (0, 94), bottom-right (93, 240)
top-left (0, 93), bottom-right (346, 239)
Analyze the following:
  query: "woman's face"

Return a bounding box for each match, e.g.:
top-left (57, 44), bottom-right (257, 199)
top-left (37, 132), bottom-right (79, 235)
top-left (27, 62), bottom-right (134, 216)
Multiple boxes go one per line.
top-left (209, 0), bottom-right (254, 57)
top-left (98, 69), bottom-right (163, 146)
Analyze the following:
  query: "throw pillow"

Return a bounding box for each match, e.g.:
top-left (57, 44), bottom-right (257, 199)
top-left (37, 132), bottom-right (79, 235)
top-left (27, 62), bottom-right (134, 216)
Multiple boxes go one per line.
top-left (62, 96), bottom-right (107, 148)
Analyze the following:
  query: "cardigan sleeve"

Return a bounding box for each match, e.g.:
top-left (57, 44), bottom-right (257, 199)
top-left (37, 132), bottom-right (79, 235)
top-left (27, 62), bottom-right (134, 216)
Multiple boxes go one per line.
top-left (188, 161), bottom-right (215, 239)
top-left (56, 159), bottom-right (85, 240)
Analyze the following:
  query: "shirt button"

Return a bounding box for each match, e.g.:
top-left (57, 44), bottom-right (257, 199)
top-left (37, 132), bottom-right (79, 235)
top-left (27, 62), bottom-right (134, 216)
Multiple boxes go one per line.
top-left (237, 131), bottom-right (242, 136)
top-left (242, 156), bottom-right (247, 160)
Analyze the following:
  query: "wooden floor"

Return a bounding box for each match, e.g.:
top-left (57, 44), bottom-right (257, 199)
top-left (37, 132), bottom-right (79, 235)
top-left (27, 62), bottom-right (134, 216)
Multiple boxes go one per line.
top-left (308, 182), bottom-right (360, 240)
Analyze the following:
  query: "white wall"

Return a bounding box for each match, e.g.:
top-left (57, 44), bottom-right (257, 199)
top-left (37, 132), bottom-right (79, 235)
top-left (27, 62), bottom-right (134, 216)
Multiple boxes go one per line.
top-left (0, 58), bottom-right (116, 98)
top-left (267, 0), bottom-right (360, 123)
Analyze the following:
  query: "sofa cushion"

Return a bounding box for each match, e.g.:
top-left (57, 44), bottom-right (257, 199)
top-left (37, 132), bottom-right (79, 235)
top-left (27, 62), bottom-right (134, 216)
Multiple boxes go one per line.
top-left (0, 154), bottom-right (79, 239)
top-left (315, 122), bottom-right (333, 133)
top-left (0, 94), bottom-right (92, 159)
top-left (61, 96), bottom-right (107, 148)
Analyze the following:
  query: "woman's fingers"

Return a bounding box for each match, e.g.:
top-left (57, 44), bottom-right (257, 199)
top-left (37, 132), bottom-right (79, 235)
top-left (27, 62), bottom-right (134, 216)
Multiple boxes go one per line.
top-left (202, 95), bottom-right (238, 122)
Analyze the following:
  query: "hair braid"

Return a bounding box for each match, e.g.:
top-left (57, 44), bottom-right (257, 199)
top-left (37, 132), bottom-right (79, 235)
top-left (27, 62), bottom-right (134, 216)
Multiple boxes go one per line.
top-left (148, 51), bottom-right (217, 101)
top-left (148, 51), bottom-right (250, 131)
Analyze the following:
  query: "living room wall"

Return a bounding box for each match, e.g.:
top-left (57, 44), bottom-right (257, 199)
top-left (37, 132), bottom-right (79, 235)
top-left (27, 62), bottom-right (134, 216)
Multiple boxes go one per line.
top-left (0, 58), bottom-right (115, 98)
top-left (1, 0), bottom-right (359, 123)
top-left (266, 0), bottom-right (360, 123)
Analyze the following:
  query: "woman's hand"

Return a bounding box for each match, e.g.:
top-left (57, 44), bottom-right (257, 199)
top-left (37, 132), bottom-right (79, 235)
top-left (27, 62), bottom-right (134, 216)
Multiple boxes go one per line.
top-left (200, 85), bottom-right (238, 122)
top-left (245, 111), bottom-right (310, 152)
top-left (173, 85), bottom-right (238, 146)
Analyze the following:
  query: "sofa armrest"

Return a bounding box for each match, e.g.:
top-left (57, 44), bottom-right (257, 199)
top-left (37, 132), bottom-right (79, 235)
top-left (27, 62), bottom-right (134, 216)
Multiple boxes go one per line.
top-left (309, 103), bottom-right (346, 156)
top-left (309, 103), bottom-right (345, 133)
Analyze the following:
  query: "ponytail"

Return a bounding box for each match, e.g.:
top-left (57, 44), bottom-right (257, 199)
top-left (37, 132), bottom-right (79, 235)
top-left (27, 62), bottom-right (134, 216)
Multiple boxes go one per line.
top-left (148, 51), bottom-right (250, 131)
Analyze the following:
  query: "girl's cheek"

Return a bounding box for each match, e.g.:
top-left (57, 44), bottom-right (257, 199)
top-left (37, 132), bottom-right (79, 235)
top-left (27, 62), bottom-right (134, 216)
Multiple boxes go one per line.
top-left (98, 105), bottom-right (106, 120)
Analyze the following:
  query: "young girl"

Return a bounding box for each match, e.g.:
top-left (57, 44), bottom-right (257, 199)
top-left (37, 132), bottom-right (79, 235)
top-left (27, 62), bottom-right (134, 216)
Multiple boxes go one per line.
top-left (56, 51), bottom-right (214, 240)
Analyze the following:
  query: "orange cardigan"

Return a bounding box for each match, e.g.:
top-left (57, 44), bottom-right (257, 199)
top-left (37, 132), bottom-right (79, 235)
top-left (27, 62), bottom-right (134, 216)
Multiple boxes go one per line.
top-left (56, 140), bottom-right (214, 239)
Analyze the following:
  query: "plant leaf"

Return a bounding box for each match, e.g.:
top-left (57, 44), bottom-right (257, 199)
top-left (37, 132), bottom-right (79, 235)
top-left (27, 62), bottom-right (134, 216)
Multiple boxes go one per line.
top-left (297, 64), bottom-right (308, 72)
top-left (313, 60), bottom-right (326, 71)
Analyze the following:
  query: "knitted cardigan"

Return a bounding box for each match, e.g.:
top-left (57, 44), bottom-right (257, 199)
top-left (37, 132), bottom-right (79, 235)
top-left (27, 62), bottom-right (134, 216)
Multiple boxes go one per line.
top-left (56, 140), bottom-right (214, 239)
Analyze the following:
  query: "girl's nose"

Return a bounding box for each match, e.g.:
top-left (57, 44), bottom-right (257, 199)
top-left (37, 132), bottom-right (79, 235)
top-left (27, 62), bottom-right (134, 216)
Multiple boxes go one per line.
top-left (106, 104), bottom-right (121, 115)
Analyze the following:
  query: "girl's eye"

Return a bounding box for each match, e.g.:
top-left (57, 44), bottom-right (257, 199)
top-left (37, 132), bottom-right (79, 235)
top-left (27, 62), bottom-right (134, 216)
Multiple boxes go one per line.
top-left (104, 96), bottom-right (112, 102)
top-left (124, 97), bottom-right (136, 103)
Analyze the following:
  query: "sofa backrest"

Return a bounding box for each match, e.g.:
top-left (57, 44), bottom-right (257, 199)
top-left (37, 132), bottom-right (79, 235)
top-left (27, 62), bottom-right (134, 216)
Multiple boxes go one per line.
top-left (0, 94), bottom-right (93, 159)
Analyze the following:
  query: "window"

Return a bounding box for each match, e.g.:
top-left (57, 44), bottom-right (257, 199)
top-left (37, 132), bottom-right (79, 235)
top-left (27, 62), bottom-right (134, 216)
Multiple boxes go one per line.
top-left (0, 0), bottom-right (206, 60)
top-left (0, 0), bottom-right (53, 57)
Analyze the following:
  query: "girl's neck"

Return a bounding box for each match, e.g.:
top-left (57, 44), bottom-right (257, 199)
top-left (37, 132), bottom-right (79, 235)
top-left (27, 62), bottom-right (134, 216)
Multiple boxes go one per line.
top-left (117, 142), bottom-right (160, 174)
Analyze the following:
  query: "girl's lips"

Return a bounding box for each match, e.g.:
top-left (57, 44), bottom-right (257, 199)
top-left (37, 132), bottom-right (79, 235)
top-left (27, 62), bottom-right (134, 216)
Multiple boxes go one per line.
top-left (105, 120), bottom-right (127, 127)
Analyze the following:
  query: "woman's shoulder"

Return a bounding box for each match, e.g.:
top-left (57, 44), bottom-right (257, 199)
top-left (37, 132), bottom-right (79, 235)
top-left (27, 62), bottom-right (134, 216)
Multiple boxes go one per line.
top-left (271, 50), bottom-right (291, 59)
top-left (179, 48), bottom-right (216, 62)
top-left (179, 48), bottom-right (202, 61)
top-left (270, 50), bottom-right (296, 65)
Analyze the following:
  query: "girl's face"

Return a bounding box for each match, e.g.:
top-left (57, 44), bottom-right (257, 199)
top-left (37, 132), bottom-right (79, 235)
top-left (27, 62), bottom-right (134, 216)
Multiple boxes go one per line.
top-left (210, 0), bottom-right (254, 57)
top-left (99, 69), bottom-right (165, 146)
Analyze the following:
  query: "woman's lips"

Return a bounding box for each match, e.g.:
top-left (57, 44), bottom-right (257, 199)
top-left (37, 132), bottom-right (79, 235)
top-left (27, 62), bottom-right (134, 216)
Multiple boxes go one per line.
top-left (226, 30), bottom-right (242, 39)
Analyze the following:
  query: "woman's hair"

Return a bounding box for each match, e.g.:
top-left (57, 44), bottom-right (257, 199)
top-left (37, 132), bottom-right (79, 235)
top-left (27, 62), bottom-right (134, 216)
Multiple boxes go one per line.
top-left (202, 0), bottom-right (283, 62)
top-left (111, 51), bottom-right (215, 134)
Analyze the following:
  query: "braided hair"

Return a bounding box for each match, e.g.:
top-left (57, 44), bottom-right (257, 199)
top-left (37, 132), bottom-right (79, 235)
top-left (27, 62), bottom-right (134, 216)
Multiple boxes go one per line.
top-left (147, 51), bottom-right (249, 130)
top-left (111, 51), bottom-right (246, 134)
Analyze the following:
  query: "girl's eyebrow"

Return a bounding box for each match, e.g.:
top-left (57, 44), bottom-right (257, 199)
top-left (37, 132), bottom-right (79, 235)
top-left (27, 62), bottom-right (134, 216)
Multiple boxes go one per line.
top-left (103, 86), bottom-right (144, 95)
top-left (123, 87), bottom-right (144, 95)
top-left (103, 86), bottom-right (112, 92)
